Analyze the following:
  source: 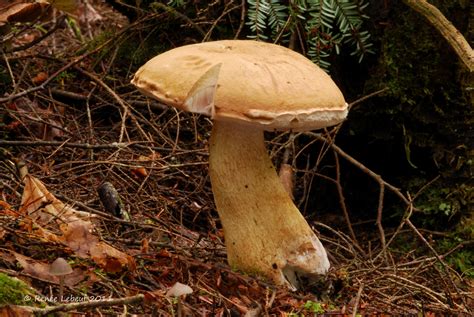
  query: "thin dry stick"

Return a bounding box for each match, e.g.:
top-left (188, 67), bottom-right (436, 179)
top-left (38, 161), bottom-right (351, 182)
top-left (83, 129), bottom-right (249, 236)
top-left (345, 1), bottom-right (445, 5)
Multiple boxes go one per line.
top-left (305, 132), bottom-right (413, 255)
top-left (352, 282), bottom-right (364, 317)
top-left (2, 51), bottom-right (16, 86)
top-left (6, 15), bottom-right (67, 53)
top-left (373, 203), bottom-right (412, 262)
top-left (0, 37), bottom-right (115, 104)
top-left (405, 218), bottom-right (467, 310)
top-left (73, 66), bottom-right (143, 144)
top-left (333, 151), bottom-right (359, 246)
top-left (234, 0), bottom-right (246, 39)
top-left (0, 140), bottom-right (152, 150)
top-left (203, 1), bottom-right (242, 42)
top-left (348, 87), bottom-right (389, 110)
top-left (385, 274), bottom-right (448, 305)
top-left (314, 222), bottom-right (361, 258)
top-left (152, 2), bottom-right (206, 37)
top-left (376, 182), bottom-right (388, 262)
top-left (305, 132), bottom-right (411, 206)
top-left (9, 59), bottom-right (30, 98)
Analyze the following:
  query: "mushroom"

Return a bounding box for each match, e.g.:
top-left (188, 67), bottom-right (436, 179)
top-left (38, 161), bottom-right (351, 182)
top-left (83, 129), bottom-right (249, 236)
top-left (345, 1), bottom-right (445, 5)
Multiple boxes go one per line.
top-left (132, 40), bottom-right (348, 288)
top-left (166, 282), bottom-right (193, 317)
top-left (49, 257), bottom-right (73, 301)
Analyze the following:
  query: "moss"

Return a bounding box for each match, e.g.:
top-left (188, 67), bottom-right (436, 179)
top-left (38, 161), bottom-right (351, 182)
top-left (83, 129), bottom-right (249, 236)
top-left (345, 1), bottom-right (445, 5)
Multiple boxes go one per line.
top-left (343, 1), bottom-right (472, 227)
top-left (0, 273), bottom-right (35, 306)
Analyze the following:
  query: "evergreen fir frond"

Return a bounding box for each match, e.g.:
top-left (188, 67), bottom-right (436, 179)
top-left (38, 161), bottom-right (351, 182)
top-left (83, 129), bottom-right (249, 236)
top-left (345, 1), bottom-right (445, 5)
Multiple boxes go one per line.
top-left (246, 0), bottom-right (271, 40)
top-left (245, 0), bottom-right (373, 71)
top-left (333, 0), bottom-right (372, 61)
top-left (267, 0), bottom-right (288, 34)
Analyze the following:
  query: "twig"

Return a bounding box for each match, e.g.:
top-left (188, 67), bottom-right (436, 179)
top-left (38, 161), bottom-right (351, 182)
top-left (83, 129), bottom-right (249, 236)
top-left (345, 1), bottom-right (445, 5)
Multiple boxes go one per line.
top-left (234, 0), bottom-right (246, 39)
top-left (351, 282), bottom-right (364, 317)
top-left (349, 87), bottom-right (389, 110)
top-left (306, 132), bottom-right (411, 206)
top-left (386, 274), bottom-right (448, 305)
top-left (152, 3), bottom-right (206, 37)
top-left (0, 37), bottom-right (113, 104)
top-left (72, 66), bottom-right (142, 143)
top-left (203, 2), bottom-right (242, 42)
top-left (333, 151), bottom-right (358, 246)
top-left (376, 182), bottom-right (387, 263)
top-left (2, 51), bottom-right (16, 86)
top-left (0, 139), bottom-right (156, 150)
top-left (405, 218), bottom-right (467, 310)
top-left (6, 15), bottom-right (67, 53)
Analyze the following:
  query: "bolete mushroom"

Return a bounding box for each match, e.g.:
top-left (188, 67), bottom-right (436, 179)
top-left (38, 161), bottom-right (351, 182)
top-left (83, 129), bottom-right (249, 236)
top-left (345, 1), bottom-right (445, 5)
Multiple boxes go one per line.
top-left (132, 40), bottom-right (347, 288)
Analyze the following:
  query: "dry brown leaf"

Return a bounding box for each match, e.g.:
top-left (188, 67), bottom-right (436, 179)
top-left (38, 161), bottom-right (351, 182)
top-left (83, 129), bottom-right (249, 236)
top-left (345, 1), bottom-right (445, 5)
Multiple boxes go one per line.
top-left (0, 200), bottom-right (19, 243)
top-left (0, 1), bottom-right (51, 24)
top-left (31, 71), bottom-right (48, 84)
top-left (11, 252), bottom-right (84, 286)
top-left (19, 175), bottom-right (136, 273)
top-left (141, 238), bottom-right (149, 254)
top-left (130, 166), bottom-right (147, 178)
top-left (9, 97), bottom-right (64, 141)
top-left (20, 174), bottom-right (90, 223)
top-left (60, 220), bottom-right (98, 257)
top-left (14, 252), bottom-right (55, 282)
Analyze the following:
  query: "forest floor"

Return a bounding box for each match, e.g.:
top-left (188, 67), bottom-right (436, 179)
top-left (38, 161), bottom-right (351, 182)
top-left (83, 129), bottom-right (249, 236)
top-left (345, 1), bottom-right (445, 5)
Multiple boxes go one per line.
top-left (0, 1), bottom-right (472, 316)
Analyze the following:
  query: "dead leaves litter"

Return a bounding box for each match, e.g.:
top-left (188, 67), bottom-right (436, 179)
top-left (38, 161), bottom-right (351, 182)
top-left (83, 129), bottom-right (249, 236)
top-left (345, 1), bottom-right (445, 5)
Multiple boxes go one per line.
top-left (15, 174), bottom-right (135, 273)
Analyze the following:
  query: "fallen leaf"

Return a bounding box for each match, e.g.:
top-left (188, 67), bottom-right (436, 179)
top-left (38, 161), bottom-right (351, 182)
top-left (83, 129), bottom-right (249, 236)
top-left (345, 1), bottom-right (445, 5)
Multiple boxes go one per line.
top-left (141, 238), bottom-right (149, 254)
top-left (19, 175), bottom-right (136, 273)
top-left (9, 97), bottom-right (64, 140)
top-left (31, 72), bottom-right (48, 84)
top-left (12, 252), bottom-right (85, 286)
top-left (0, 1), bottom-right (50, 24)
top-left (130, 166), bottom-right (147, 178)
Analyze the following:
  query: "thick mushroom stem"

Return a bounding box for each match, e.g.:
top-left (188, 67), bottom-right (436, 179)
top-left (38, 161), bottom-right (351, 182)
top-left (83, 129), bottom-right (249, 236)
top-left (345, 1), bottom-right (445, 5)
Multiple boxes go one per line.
top-left (209, 120), bottom-right (330, 288)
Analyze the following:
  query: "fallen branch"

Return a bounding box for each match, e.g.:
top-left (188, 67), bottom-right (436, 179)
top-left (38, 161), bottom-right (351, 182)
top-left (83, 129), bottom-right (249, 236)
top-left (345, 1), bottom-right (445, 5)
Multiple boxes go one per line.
top-left (403, 0), bottom-right (474, 71)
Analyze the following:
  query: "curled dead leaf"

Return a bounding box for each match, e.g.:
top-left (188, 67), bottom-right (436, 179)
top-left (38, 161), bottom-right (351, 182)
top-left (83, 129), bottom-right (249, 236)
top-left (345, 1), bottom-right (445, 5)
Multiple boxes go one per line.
top-left (131, 166), bottom-right (147, 178)
top-left (19, 175), bottom-right (136, 273)
top-left (32, 71), bottom-right (48, 84)
top-left (0, 1), bottom-right (51, 24)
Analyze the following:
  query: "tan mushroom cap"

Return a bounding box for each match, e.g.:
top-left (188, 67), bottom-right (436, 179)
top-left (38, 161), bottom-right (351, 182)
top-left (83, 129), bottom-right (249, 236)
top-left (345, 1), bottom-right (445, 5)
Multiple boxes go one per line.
top-left (132, 40), bottom-right (347, 131)
top-left (50, 257), bottom-right (73, 276)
